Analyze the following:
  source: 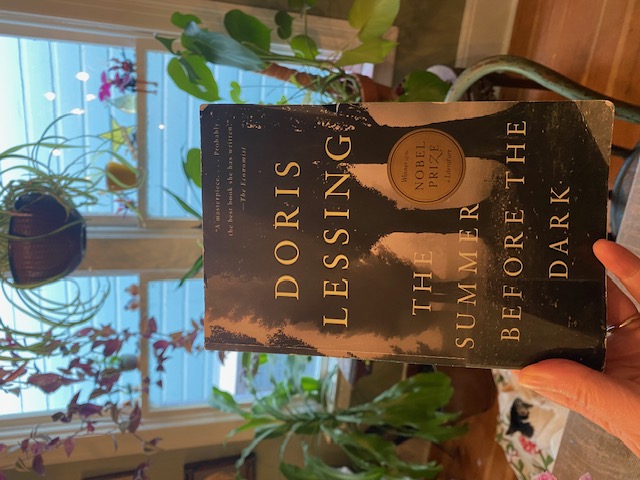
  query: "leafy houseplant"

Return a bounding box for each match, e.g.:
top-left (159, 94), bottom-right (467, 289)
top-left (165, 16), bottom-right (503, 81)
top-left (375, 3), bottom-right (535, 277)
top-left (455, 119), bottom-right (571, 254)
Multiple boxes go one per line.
top-left (211, 357), bottom-right (465, 480)
top-left (0, 115), bottom-right (140, 288)
top-left (157, 0), bottom-right (451, 105)
top-left (0, 115), bottom-right (142, 350)
top-left (0, 314), bottom-right (203, 478)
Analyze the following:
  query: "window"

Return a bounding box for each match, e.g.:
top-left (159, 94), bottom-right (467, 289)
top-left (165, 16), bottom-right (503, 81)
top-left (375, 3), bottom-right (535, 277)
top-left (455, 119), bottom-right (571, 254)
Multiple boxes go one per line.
top-left (0, 32), bottom-right (325, 414)
top-left (0, 0), bottom-right (394, 463)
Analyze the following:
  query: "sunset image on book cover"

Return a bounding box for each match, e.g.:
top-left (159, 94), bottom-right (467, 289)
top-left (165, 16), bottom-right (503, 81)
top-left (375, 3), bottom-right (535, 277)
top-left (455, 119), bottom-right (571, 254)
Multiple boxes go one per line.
top-left (201, 101), bottom-right (614, 370)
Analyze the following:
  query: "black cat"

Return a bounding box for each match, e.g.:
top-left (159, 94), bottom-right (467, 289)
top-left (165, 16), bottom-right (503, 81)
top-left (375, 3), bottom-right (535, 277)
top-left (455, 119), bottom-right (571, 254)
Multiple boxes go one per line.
top-left (507, 397), bottom-right (534, 437)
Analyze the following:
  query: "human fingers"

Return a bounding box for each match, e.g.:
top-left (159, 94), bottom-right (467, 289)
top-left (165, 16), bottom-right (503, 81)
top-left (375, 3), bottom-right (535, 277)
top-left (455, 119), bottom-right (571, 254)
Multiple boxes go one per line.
top-left (519, 359), bottom-right (640, 456)
top-left (593, 240), bottom-right (640, 306)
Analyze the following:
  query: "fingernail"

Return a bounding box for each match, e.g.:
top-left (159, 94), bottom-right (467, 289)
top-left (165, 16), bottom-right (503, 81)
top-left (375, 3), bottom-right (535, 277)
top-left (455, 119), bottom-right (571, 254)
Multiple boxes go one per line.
top-left (517, 371), bottom-right (547, 391)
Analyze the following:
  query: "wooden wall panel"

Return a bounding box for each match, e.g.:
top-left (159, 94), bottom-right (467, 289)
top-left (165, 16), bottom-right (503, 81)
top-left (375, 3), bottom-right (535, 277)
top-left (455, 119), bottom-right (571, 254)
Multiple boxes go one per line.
top-left (506, 0), bottom-right (640, 185)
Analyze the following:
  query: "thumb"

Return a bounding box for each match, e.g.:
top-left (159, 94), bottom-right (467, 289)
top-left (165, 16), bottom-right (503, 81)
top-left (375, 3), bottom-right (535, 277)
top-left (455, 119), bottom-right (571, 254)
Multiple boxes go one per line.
top-left (519, 359), bottom-right (640, 456)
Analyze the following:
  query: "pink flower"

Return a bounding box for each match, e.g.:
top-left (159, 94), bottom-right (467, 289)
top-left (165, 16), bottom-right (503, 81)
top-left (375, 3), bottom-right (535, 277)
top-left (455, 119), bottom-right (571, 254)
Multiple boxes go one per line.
top-left (99, 71), bottom-right (112, 101)
top-left (112, 72), bottom-right (132, 93)
top-left (578, 474), bottom-right (593, 480)
top-left (533, 473), bottom-right (557, 480)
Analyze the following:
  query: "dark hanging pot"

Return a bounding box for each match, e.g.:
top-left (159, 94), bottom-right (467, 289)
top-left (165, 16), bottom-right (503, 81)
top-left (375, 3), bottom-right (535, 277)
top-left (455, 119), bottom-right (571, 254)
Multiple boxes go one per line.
top-left (8, 193), bottom-right (86, 287)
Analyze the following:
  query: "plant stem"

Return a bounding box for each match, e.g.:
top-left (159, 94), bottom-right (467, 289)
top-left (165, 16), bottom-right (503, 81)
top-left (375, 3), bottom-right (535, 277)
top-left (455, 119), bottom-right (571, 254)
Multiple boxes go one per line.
top-left (446, 54), bottom-right (640, 123)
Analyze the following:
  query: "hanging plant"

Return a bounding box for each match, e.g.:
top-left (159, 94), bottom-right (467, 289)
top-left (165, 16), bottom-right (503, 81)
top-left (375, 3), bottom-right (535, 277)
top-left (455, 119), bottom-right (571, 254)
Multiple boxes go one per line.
top-left (0, 115), bottom-right (141, 322)
top-left (6, 191), bottom-right (86, 287)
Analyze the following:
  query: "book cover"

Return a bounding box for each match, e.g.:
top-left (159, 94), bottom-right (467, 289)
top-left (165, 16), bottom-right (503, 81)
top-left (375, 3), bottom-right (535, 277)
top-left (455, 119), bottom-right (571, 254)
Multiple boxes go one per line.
top-left (201, 101), bottom-right (613, 370)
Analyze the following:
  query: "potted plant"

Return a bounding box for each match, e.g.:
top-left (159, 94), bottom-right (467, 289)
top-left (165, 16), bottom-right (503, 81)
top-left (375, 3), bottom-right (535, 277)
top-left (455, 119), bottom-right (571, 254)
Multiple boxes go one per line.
top-left (0, 312), bottom-right (203, 477)
top-left (156, 0), bottom-right (451, 105)
top-left (0, 115), bottom-right (140, 288)
top-left (210, 354), bottom-right (466, 479)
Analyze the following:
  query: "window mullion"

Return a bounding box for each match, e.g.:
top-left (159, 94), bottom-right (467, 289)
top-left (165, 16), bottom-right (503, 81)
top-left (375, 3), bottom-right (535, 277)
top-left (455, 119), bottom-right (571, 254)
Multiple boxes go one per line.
top-left (136, 38), bottom-right (150, 222)
top-left (139, 272), bottom-right (151, 414)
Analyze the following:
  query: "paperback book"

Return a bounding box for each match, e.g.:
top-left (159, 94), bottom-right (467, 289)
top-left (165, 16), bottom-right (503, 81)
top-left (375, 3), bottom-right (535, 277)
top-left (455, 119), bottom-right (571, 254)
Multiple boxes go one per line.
top-left (201, 101), bottom-right (614, 369)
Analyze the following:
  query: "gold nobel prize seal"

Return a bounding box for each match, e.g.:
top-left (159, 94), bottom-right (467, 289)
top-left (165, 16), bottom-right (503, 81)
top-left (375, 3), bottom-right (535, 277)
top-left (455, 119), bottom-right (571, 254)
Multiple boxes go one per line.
top-left (387, 129), bottom-right (466, 205)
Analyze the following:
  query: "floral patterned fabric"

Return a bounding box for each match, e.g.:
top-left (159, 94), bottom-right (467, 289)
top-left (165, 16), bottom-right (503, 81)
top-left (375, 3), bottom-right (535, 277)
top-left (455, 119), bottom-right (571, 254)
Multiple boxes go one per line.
top-left (493, 370), bottom-right (569, 479)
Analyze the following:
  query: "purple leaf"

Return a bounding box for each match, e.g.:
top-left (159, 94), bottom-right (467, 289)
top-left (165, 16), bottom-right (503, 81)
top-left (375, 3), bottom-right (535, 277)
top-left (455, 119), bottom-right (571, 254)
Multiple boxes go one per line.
top-left (1, 363), bottom-right (28, 385)
top-left (47, 437), bottom-right (60, 448)
top-left (148, 317), bottom-right (157, 334)
top-left (98, 370), bottom-right (121, 391)
top-left (7, 388), bottom-right (20, 397)
top-left (70, 391), bottom-right (81, 407)
top-left (76, 327), bottom-right (94, 337)
top-left (128, 404), bottom-right (141, 433)
top-left (27, 373), bottom-right (77, 393)
top-left (89, 388), bottom-right (108, 400)
top-left (148, 437), bottom-right (162, 447)
top-left (32, 454), bottom-right (45, 476)
top-left (20, 439), bottom-right (29, 452)
top-left (51, 412), bottom-right (65, 422)
top-left (30, 442), bottom-right (44, 456)
top-left (103, 339), bottom-right (123, 357)
top-left (68, 358), bottom-right (95, 376)
top-left (98, 325), bottom-right (116, 337)
top-left (78, 403), bottom-right (103, 418)
top-left (152, 340), bottom-right (170, 351)
top-left (63, 438), bottom-right (74, 457)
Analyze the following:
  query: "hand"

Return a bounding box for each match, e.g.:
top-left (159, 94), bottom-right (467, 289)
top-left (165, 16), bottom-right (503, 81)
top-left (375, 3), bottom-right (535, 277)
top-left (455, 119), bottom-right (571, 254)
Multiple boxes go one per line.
top-left (518, 239), bottom-right (640, 457)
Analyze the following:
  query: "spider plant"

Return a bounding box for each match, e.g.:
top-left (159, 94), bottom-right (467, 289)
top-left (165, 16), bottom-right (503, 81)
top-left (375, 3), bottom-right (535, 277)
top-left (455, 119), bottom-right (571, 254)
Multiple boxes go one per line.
top-left (0, 114), bottom-right (141, 355)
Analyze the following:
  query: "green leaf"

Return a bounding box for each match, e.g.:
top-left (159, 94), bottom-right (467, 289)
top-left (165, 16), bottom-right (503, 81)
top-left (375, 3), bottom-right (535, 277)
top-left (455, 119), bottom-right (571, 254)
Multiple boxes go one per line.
top-left (339, 372), bottom-right (466, 444)
top-left (398, 71), bottom-right (450, 102)
top-left (182, 148), bottom-right (202, 188)
top-left (230, 81), bottom-right (247, 104)
top-left (183, 21), bottom-right (266, 71)
top-left (171, 12), bottom-right (202, 29)
top-left (155, 35), bottom-right (177, 54)
top-left (336, 38), bottom-right (396, 66)
top-left (280, 462), bottom-right (317, 480)
top-left (229, 416), bottom-right (279, 438)
top-left (164, 188), bottom-right (202, 219)
top-left (300, 376), bottom-right (320, 392)
top-left (224, 9), bottom-right (271, 52)
top-left (178, 255), bottom-right (203, 287)
top-left (275, 10), bottom-right (293, 39)
top-left (210, 386), bottom-right (246, 415)
top-left (167, 56), bottom-right (220, 102)
top-left (290, 34), bottom-right (319, 60)
top-left (326, 429), bottom-right (396, 465)
top-left (348, 0), bottom-right (400, 40)
top-left (242, 351), bottom-right (253, 374)
top-left (302, 453), bottom-right (385, 480)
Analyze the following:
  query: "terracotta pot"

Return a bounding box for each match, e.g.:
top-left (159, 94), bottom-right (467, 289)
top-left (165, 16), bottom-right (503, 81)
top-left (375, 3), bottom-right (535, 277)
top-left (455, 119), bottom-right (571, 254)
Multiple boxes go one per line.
top-left (8, 193), bottom-right (86, 286)
top-left (354, 73), bottom-right (395, 102)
